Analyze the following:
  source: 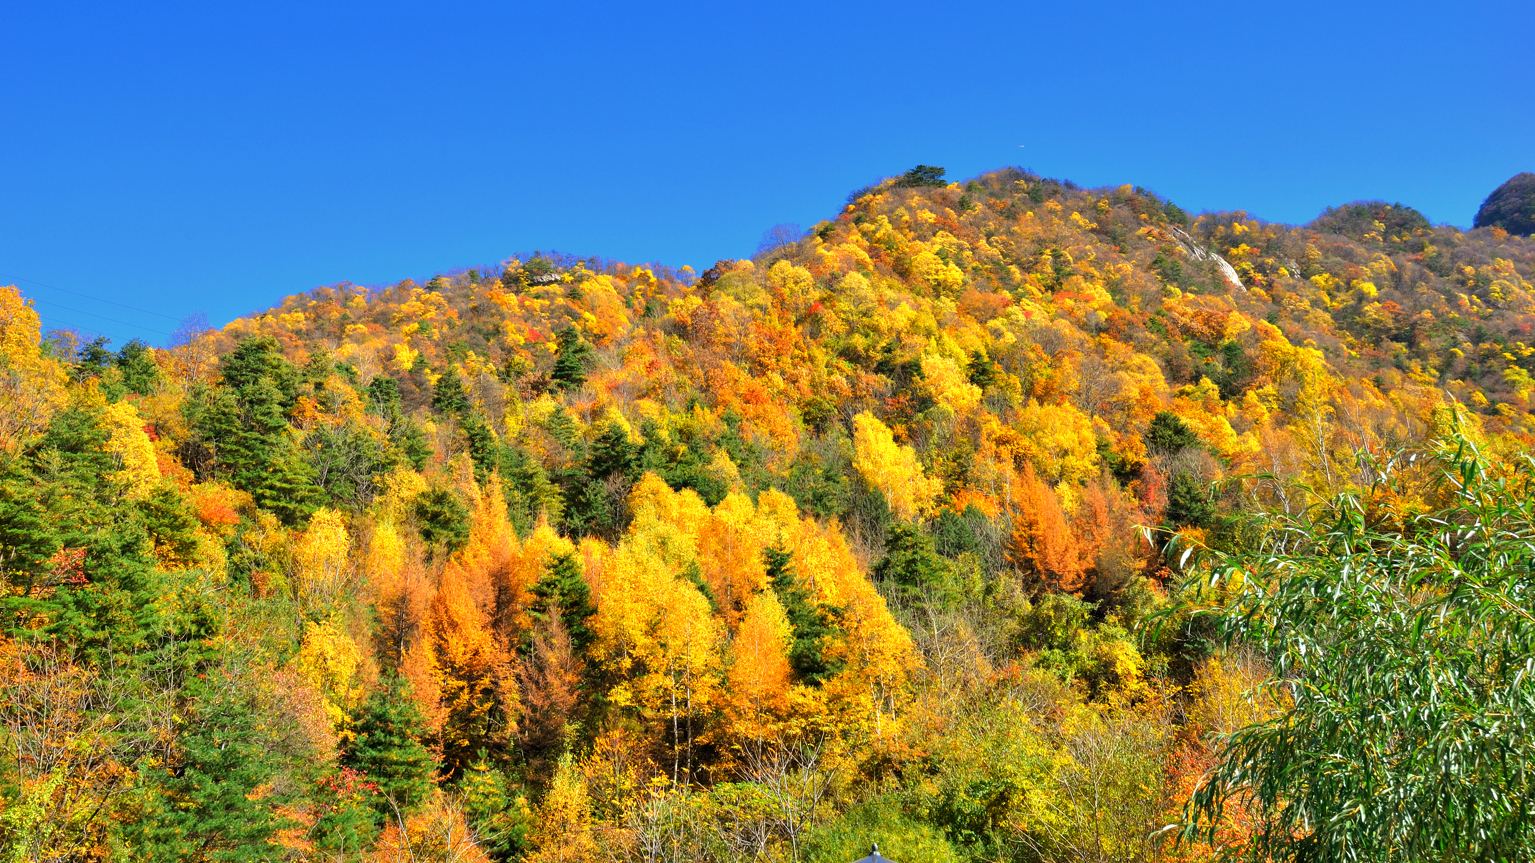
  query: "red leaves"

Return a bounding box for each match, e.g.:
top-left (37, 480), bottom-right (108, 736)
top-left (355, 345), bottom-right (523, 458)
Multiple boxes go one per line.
top-left (48, 547), bottom-right (88, 586)
top-left (319, 765), bottom-right (380, 799)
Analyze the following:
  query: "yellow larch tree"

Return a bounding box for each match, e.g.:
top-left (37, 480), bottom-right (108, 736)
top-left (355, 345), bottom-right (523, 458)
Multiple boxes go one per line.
top-left (525, 754), bottom-right (598, 863)
top-left (695, 492), bottom-right (770, 628)
top-left (293, 508), bottom-right (352, 609)
top-left (1011, 401), bottom-right (1100, 486)
top-left (722, 588), bottom-right (794, 744)
top-left (426, 565), bottom-right (519, 776)
top-left (642, 582), bottom-right (722, 784)
top-left (1007, 464), bottom-right (1086, 593)
top-left (777, 509), bottom-right (918, 737)
top-left (101, 399), bottom-right (161, 500)
top-left (0, 286), bottom-right (68, 452)
top-left (291, 617), bottom-right (369, 735)
top-left (492, 519), bottom-right (571, 645)
top-left (444, 476), bottom-right (529, 641)
top-left (920, 346), bottom-right (983, 416)
top-left (851, 411), bottom-right (941, 522)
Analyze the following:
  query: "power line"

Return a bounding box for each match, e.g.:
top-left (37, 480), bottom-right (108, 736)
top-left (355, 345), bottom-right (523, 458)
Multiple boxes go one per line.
top-left (24, 295), bottom-right (178, 340)
top-left (0, 271), bottom-right (189, 324)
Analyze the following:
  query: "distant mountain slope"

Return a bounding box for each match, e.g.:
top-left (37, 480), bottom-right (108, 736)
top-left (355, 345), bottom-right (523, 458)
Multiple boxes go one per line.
top-left (1475, 172), bottom-right (1535, 236)
top-left (209, 166), bottom-right (1535, 468)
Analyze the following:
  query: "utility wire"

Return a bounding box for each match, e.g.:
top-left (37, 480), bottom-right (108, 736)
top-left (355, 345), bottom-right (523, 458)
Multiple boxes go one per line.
top-left (0, 271), bottom-right (189, 324)
top-left (24, 295), bottom-right (178, 340)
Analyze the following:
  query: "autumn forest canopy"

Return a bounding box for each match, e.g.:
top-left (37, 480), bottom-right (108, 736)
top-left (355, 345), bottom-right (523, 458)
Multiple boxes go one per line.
top-left (3, 167), bottom-right (1535, 862)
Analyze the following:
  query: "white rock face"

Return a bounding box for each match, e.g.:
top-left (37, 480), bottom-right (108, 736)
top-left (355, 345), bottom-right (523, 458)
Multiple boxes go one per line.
top-left (1170, 226), bottom-right (1245, 292)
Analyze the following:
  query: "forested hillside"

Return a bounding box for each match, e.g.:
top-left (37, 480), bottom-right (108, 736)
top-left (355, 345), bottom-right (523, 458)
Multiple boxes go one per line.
top-left (3, 167), bottom-right (1534, 862)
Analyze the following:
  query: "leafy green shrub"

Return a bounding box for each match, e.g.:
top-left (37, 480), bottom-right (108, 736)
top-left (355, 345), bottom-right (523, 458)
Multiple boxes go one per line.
top-left (804, 798), bottom-right (960, 863)
top-left (1183, 432), bottom-right (1535, 860)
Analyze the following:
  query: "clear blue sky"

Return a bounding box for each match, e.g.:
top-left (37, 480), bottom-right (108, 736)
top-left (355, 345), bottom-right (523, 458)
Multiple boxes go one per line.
top-left (3, 0), bottom-right (1531, 346)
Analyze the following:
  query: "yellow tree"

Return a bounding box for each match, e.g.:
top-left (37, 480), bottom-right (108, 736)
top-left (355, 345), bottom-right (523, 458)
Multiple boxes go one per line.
top-left (695, 492), bottom-right (770, 628)
top-left (368, 798), bottom-right (493, 863)
top-left (0, 286), bottom-right (67, 452)
top-left (525, 753), bottom-right (598, 863)
top-left (101, 399), bottom-right (161, 500)
top-left (291, 618), bottom-right (369, 735)
top-left (495, 521), bottom-right (573, 646)
top-left (851, 412), bottom-right (941, 521)
top-left (439, 475), bottom-right (566, 679)
top-left (427, 566), bottom-right (519, 776)
top-left (722, 589), bottom-right (793, 745)
top-left (590, 482), bottom-right (724, 783)
top-left (623, 472), bottom-right (710, 567)
top-left (516, 614), bottom-right (584, 769)
top-left (776, 505), bottom-right (918, 740)
top-left (367, 519), bottom-right (438, 671)
top-left (292, 508), bottom-right (352, 610)
top-left (639, 579), bottom-right (722, 785)
top-left (920, 347), bottom-right (982, 415)
top-left (1011, 401), bottom-right (1100, 486)
top-left (363, 519), bottom-right (408, 614)
top-left (1007, 465), bottom-right (1086, 593)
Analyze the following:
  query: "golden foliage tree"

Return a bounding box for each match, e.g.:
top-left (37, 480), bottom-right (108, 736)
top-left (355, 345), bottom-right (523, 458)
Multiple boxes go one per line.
top-left (525, 754), bottom-right (597, 863)
top-left (722, 588), bottom-right (794, 743)
top-left (1007, 465), bottom-right (1086, 592)
top-left (101, 399), bottom-right (161, 500)
top-left (426, 566), bottom-right (519, 776)
top-left (852, 411), bottom-right (941, 522)
top-left (0, 286), bottom-right (67, 452)
top-left (293, 508), bottom-right (353, 609)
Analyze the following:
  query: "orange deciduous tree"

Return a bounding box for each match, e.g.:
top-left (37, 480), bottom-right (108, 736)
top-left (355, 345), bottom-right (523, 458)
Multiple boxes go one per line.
top-left (425, 567), bottom-right (519, 776)
top-left (1007, 465), bottom-right (1086, 592)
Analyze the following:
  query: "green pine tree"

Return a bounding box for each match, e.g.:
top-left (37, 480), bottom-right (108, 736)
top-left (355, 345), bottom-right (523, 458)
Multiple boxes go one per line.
top-left (15, 407), bottom-right (166, 659)
top-left (531, 553), bottom-right (596, 654)
top-left (766, 547), bottom-right (844, 684)
top-left (366, 374), bottom-right (403, 417)
top-left (457, 754), bottom-right (531, 862)
top-left (0, 460), bottom-right (58, 599)
top-left (343, 676), bottom-right (438, 820)
top-left (587, 421), bottom-right (639, 481)
top-left (550, 326), bottom-right (593, 392)
top-left (432, 366), bottom-right (471, 416)
top-left (115, 338), bottom-right (161, 396)
top-left (413, 489), bottom-right (471, 558)
top-left (462, 414), bottom-right (499, 483)
top-left (501, 444), bottom-right (562, 534)
top-left (1145, 411), bottom-right (1200, 456)
top-left (304, 421), bottom-right (393, 510)
top-left (1166, 471), bottom-right (1215, 529)
top-left (186, 338), bottom-right (320, 525)
top-left (872, 523), bottom-right (956, 607)
top-left (128, 673), bottom-right (287, 863)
